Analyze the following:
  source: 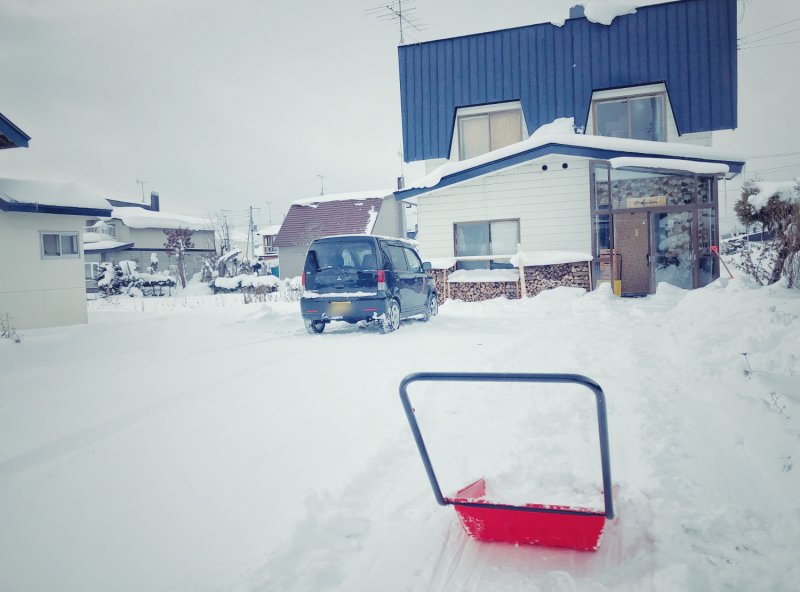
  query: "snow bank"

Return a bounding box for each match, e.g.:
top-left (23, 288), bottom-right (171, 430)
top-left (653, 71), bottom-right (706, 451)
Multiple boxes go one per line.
top-left (213, 274), bottom-right (279, 290)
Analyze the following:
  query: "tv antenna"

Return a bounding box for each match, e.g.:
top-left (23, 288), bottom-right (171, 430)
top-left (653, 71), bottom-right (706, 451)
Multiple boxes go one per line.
top-left (317, 174), bottom-right (327, 196)
top-left (136, 178), bottom-right (147, 202)
top-left (366, 0), bottom-right (426, 44)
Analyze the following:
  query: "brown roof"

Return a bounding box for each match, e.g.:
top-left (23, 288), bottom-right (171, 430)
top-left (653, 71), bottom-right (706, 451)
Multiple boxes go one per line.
top-left (274, 195), bottom-right (388, 248)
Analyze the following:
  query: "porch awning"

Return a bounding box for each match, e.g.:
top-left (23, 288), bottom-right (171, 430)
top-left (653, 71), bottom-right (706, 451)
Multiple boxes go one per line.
top-left (608, 157), bottom-right (730, 176)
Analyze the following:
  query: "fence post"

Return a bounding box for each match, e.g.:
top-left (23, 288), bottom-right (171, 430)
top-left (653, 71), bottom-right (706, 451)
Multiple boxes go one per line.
top-left (517, 243), bottom-right (527, 299)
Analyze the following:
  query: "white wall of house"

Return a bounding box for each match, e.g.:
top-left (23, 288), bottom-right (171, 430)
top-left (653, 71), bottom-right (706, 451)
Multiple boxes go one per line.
top-left (0, 211), bottom-right (88, 329)
top-left (415, 157), bottom-right (592, 259)
top-left (278, 246), bottom-right (307, 280)
top-left (371, 196), bottom-right (404, 238)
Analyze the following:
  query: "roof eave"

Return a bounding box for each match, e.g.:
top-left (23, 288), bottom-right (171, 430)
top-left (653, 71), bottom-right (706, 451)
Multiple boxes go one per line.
top-left (0, 198), bottom-right (112, 217)
top-left (395, 144), bottom-right (745, 200)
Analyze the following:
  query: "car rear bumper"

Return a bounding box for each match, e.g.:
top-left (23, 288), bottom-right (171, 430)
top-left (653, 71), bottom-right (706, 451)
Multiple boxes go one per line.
top-left (301, 295), bottom-right (389, 323)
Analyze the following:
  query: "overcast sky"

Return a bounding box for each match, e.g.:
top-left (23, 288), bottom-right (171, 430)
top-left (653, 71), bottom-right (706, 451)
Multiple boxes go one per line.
top-left (1, 0), bottom-right (798, 228)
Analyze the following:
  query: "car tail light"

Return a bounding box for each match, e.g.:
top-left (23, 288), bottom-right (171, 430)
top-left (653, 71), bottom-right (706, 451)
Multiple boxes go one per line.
top-left (377, 269), bottom-right (386, 291)
top-left (302, 273), bottom-right (305, 288)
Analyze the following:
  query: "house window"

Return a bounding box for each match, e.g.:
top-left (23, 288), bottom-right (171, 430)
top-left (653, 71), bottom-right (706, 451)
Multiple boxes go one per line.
top-left (41, 232), bottom-right (79, 258)
top-left (594, 94), bottom-right (666, 142)
top-left (458, 109), bottom-right (523, 160)
top-left (454, 220), bottom-right (519, 269)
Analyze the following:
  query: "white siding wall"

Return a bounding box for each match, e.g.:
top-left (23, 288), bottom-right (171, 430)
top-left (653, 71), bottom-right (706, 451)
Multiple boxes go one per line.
top-left (585, 83), bottom-right (712, 147)
top-left (0, 212), bottom-right (88, 329)
top-left (416, 157), bottom-right (592, 259)
top-left (371, 196), bottom-right (405, 238)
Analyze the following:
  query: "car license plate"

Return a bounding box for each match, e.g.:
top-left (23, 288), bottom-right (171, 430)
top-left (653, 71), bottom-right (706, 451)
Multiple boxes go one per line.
top-left (329, 301), bottom-right (351, 315)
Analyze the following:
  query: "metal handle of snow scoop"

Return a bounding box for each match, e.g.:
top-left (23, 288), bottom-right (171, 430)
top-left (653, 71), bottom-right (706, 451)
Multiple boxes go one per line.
top-left (399, 372), bottom-right (615, 520)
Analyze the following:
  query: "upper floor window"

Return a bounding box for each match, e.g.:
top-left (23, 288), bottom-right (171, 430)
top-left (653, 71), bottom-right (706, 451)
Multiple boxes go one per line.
top-left (458, 109), bottom-right (523, 160)
top-left (41, 232), bottom-right (79, 258)
top-left (594, 94), bottom-right (666, 142)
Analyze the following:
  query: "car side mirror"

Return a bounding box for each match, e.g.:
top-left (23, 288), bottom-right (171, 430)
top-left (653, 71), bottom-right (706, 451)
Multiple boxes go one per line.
top-left (422, 262), bottom-right (432, 271)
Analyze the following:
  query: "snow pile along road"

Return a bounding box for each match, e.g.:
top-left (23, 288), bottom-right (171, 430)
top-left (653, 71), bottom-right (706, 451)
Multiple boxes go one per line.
top-left (0, 278), bottom-right (798, 592)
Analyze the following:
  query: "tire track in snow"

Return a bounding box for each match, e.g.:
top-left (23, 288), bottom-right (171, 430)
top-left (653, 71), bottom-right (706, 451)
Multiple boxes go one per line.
top-left (0, 332), bottom-right (304, 484)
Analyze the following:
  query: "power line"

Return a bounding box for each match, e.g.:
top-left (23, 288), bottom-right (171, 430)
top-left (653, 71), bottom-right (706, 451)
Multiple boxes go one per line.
top-left (738, 15), bottom-right (800, 42)
top-left (749, 151), bottom-right (800, 159)
top-left (738, 25), bottom-right (800, 45)
top-left (748, 162), bottom-right (800, 174)
top-left (740, 39), bottom-right (800, 50)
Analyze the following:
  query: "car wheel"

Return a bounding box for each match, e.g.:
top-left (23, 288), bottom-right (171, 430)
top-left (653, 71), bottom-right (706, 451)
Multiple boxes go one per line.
top-left (422, 293), bottom-right (438, 322)
top-left (381, 299), bottom-right (400, 334)
top-left (305, 319), bottom-right (325, 334)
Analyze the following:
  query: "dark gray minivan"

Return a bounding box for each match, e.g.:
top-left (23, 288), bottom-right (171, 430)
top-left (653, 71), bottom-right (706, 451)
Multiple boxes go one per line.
top-left (300, 235), bottom-right (438, 334)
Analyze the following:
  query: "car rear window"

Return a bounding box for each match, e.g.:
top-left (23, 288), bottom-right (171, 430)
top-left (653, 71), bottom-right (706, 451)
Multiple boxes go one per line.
top-left (310, 240), bottom-right (378, 271)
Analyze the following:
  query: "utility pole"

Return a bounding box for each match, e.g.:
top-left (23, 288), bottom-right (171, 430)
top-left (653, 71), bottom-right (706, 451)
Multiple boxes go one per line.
top-left (246, 206), bottom-right (262, 262)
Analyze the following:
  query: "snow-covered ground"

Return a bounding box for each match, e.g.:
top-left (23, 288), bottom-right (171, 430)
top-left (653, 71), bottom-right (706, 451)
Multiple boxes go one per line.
top-left (1, 278), bottom-right (798, 592)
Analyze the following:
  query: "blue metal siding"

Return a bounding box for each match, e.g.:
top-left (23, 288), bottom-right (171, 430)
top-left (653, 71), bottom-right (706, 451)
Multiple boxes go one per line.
top-left (399, 0), bottom-right (738, 162)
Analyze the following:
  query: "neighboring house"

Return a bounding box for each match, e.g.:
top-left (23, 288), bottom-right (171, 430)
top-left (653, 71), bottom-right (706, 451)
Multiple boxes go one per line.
top-left (273, 190), bottom-right (404, 279)
top-left (0, 169), bottom-right (112, 327)
top-left (83, 192), bottom-right (215, 290)
top-left (255, 224), bottom-right (281, 275)
top-left (394, 0), bottom-right (745, 299)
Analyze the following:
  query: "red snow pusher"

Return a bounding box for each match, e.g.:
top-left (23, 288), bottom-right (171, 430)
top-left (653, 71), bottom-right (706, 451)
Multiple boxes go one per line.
top-left (399, 372), bottom-right (615, 552)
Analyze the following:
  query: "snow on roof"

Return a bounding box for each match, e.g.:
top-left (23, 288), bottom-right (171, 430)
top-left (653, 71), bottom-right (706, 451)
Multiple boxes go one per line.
top-left (609, 157), bottom-right (730, 176)
top-left (0, 177), bottom-right (110, 210)
top-left (111, 207), bottom-right (210, 230)
top-left (582, 2), bottom-right (638, 25)
top-left (748, 181), bottom-right (798, 211)
top-left (292, 189), bottom-right (394, 207)
top-left (257, 224), bottom-right (282, 237)
top-left (83, 240), bottom-right (134, 252)
top-left (406, 118), bottom-right (746, 192)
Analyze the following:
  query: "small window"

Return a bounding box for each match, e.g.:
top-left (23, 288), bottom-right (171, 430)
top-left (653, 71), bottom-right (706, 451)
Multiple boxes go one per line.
top-left (41, 232), bottom-right (80, 258)
top-left (594, 94), bottom-right (665, 142)
top-left (454, 220), bottom-right (519, 270)
top-left (403, 247), bottom-right (423, 273)
top-left (458, 109), bottom-right (523, 160)
top-left (386, 245), bottom-right (410, 272)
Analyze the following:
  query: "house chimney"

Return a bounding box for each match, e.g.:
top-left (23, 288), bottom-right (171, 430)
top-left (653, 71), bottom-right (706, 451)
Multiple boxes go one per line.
top-left (150, 191), bottom-right (160, 212)
top-left (397, 176), bottom-right (405, 190)
top-left (569, 4), bottom-right (585, 19)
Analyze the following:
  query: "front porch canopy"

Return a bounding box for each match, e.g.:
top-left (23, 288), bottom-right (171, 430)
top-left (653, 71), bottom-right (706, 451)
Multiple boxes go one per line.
top-left (0, 111), bottom-right (30, 150)
top-left (395, 134), bottom-right (745, 201)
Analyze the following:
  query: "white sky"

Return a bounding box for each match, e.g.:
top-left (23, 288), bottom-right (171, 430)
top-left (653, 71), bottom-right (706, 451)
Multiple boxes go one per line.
top-left (0, 0), bottom-right (798, 227)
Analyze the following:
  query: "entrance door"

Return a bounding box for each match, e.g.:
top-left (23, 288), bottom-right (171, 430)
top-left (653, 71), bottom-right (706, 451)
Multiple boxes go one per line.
top-left (613, 212), bottom-right (650, 295)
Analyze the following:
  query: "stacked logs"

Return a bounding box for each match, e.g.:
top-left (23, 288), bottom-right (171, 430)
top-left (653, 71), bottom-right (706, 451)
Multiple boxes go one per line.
top-left (427, 261), bottom-right (592, 304)
top-left (448, 281), bottom-right (519, 302)
top-left (524, 262), bottom-right (591, 295)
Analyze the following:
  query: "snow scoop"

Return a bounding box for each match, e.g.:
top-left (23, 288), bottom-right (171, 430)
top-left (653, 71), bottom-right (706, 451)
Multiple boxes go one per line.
top-left (710, 245), bottom-right (734, 279)
top-left (399, 372), bottom-right (615, 552)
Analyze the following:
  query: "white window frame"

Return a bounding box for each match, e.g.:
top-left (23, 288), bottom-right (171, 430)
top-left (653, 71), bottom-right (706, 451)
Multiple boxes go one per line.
top-left (453, 219), bottom-right (520, 270)
top-left (592, 91), bottom-right (667, 142)
top-left (451, 101), bottom-right (528, 161)
top-left (40, 231), bottom-right (80, 259)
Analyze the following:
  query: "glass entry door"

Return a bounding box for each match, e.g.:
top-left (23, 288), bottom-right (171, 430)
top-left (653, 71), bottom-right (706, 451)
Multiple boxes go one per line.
top-left (653, 212), bottom-right (694, 290)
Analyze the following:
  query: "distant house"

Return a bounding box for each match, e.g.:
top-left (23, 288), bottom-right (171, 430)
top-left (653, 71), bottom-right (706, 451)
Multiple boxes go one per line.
top-left (0, 168), bottom-right (112, 327)
top-left (83, 192), bottom-right (216, 290)
top-left (255, 224), bottom-right (281, 275)
top-left (273, 190), bottom-right (404, 279)
top-left (394, 0), bottom-right (746, 299)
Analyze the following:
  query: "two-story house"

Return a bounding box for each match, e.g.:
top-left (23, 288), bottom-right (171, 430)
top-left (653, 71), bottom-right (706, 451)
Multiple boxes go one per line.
top-left (394, 0), bottom-right (745, 299)
top-left (83, 192), bottom-right (216, 290)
